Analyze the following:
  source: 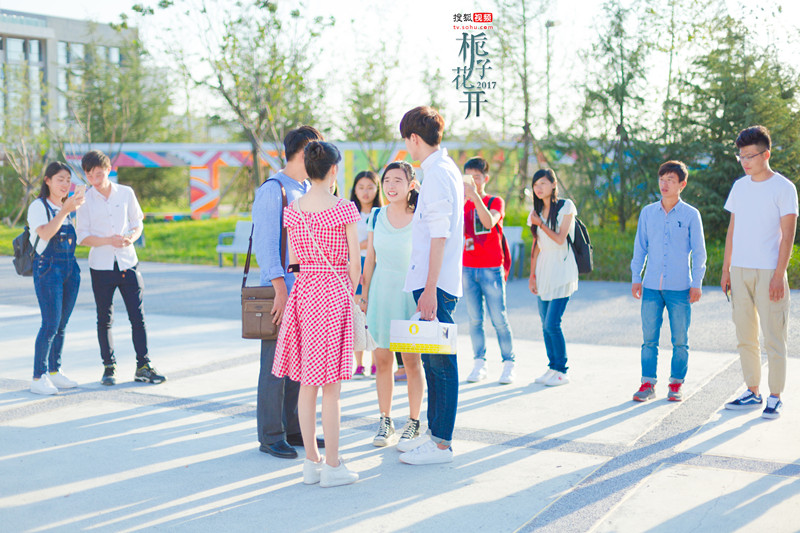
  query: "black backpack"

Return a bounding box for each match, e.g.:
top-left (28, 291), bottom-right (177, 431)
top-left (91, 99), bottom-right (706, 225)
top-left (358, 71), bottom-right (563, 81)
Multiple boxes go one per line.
top-left (558, 199), bottom-right (593, 275)
top-left (12, 198), bottom-right (50, 277)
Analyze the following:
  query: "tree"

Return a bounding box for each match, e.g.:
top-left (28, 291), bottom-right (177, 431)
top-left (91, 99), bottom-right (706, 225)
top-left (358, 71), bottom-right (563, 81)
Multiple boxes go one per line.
top-left (344, 43), bottom-right (398, 173)
top-left (133, 0), bottom-right (332, 188)
top-left (0, 62), bottom-right (51, 226)
top-left (666, 14), bottom-right (800, 238)
top-left (578, 0), bottom-right (652, 231)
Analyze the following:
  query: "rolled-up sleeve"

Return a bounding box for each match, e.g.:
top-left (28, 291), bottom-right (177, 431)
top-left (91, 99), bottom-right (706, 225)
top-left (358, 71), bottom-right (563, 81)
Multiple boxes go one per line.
top-left (252, 181), bottom-right (285, 284)
top-left (76, 202), bottom-right (91, 244)
top-left (631, 209), bottom-right (648, 284)
top-left (421, 177), bottom-right (453, 239)
top-left (127, 189), bottom-right (144, 230)
top-left (689, 209), bottom-right (707, 288)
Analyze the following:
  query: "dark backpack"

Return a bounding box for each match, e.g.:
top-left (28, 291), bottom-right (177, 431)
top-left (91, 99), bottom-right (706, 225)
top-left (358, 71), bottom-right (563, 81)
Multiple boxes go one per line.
top-left (13, 198), bottom-right (50, 277)
top-left (558, 199), bottom-right (593, 275)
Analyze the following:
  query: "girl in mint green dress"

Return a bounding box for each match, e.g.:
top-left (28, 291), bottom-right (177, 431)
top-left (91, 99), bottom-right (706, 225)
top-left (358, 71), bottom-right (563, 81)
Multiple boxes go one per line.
top-left (360, 161), bottom-right (422, 448)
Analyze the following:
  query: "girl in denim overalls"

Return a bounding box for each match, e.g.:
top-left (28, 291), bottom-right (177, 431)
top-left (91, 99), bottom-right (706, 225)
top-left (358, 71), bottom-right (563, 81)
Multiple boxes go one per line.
top-left (28, 162), bottom-right (86, 395)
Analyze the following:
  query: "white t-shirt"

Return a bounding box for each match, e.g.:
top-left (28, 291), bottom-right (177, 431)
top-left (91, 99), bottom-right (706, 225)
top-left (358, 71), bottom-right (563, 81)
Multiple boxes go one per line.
top-left (404, 148), bottom-right (464, 297)
top-left (724, 173), bottom-right (799, 269)
top-left (528, 199), bottom-right (579, 300)
top-left (27, 198), bottom-right (71, 255)
top-left (357, 211), bottom-right (370, 257)
top-left (76, 182), bottom-right (144, 270)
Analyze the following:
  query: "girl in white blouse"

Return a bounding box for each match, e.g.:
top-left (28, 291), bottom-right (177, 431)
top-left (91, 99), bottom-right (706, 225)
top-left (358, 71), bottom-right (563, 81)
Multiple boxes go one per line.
top-left (527, 169), bottom-right (578, 387)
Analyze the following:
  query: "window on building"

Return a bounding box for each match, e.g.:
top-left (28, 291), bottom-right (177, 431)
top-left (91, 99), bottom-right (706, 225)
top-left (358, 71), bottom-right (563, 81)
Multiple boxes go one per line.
top-left (6, 38), bottom-right (24, 62)
top-left (70, 43), bottom-right (84, 63)
top-left (29, 40), bottom-right (42, 63)
top-left (109, 47), bottom-right (120, 65)
top-left (58, 41), bottom-right (68, 65)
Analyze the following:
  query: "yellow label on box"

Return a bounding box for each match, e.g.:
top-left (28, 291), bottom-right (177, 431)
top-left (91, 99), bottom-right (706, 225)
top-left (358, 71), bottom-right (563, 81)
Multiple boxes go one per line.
top-left (389, 342), bottom-right (456, 354)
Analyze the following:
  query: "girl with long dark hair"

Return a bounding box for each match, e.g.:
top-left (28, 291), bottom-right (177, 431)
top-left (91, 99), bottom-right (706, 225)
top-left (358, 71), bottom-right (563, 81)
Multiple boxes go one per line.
top-left (27, 162), bottom-right (86, 395)
top-left (527, 168), bottom-right (578, 387)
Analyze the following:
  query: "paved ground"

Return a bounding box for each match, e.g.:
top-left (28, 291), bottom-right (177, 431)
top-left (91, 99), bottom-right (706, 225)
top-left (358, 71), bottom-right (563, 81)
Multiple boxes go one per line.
top-left (1, 258), bottom-right (799, 532)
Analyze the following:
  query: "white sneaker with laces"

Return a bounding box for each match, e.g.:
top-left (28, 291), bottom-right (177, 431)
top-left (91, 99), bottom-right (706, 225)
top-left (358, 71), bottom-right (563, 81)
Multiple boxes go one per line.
top-left (467, 359), bottom-right (488, 383)
top-left (48, 372), bottom-right (78, 389)
top-left (31, 375), bottom-right (58, 395)
top-left (303, 457), bottom-right (324, 485)
top-left (320, 459), bottom-right (358, 487)
top-left (544, 371), bottom-right (570, 387)
top-left (535, 369), bottom-right (555, 384)
top-left (396, 433), bottom-right (429, 453)
top-left (399, 440), bottom-right (454, 465)
top-left (499, 361), bottom-right (516, 384)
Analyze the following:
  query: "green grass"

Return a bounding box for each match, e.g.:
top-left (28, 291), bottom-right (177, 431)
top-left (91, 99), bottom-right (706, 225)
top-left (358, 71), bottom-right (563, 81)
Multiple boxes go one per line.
top-left (3, 215), bottom-right (800, 284)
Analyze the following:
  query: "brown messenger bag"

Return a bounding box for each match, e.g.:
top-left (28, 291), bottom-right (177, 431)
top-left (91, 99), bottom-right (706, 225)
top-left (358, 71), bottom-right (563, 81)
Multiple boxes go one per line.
top-left (241, 180), bottom-right (286, 339)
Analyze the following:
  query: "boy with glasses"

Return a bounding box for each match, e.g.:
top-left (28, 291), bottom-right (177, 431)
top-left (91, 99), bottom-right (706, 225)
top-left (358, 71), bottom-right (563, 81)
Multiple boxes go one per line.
top-left (722, 125), bottom-right (797, 419)
top-left (631, 161), bottom-right (706, 402)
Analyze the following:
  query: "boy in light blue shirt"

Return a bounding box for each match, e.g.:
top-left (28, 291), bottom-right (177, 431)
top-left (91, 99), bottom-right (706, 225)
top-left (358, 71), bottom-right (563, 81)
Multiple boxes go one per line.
top-left (630, 160), bottom-right (706, 402)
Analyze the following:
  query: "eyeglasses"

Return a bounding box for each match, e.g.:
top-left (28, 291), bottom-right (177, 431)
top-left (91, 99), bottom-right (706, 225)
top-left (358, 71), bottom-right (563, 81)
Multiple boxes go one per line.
top-left (736, 150), bottom-right (767, 163)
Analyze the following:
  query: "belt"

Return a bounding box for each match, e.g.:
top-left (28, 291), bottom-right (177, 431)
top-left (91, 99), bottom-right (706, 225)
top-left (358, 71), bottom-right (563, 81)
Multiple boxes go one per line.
top-left (299, 263), bottom-right (349, 274)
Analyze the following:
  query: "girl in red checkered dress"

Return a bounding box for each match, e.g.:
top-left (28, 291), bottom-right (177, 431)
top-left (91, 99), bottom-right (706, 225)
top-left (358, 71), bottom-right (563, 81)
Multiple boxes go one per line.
top-left (272, 141), bottom-right (361, 487)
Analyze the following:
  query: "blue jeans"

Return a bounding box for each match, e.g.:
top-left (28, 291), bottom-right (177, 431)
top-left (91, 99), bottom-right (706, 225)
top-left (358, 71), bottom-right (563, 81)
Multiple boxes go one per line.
top-left (537, 297), bottom-right (570, 374)
top-left (32, 224), bottom-right (80, 379)
top-left (412, 287), bottom-right (459, 447)
top-left (463, 266), bottom-right (515, 362)
top-left (641, 288), bottom-right (691, 383)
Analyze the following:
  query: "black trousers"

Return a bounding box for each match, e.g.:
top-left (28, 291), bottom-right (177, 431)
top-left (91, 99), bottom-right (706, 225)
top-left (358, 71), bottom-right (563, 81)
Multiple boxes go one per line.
top-left (90, 263), bottom-right (150, 367)
top-left (257, 339), bottom-right (300, 445)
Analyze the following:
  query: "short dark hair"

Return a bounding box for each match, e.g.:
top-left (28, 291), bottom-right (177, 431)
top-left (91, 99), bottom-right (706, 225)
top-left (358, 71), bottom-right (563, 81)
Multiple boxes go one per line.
top-left (39, 161), bottom-right (72, 199)
top-left (81, 150), bottom-right (111, 172)
top-left (464, 157), bottom-right (489, 174)
top-left (284, 125), bottom-right (324, 161)
top-left (735, 125), bottom-right (771, 151)
top-left (399, 106), bottom-right (445, 146)
top-left (304, 141), bottom-right (341, 181)
top-left (658, 160), bottom-right (689, 182)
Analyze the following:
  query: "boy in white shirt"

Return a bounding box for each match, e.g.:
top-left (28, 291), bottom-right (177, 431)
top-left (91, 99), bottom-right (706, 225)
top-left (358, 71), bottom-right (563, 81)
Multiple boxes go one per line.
top-left (396, 106), bottom-right (464, 465)
top-left (722, 126), bottom-right (798, 419)
top-left (77, 150), bottom-right (166, 386)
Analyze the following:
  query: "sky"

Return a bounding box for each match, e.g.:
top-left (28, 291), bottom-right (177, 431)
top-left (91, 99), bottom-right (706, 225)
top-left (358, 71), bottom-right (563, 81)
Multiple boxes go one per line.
top-left (5, 0), bottom-right (800, 140)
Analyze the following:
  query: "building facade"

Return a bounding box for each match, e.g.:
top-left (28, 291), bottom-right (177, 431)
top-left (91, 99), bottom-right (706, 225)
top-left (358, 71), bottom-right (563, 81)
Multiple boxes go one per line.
top-left (0, 9), bottom-right (134, 132)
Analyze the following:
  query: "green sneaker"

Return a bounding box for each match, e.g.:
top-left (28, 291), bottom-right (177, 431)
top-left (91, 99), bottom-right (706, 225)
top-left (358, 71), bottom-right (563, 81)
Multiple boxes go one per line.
top-left (134, 363), bottom-right (166, 384)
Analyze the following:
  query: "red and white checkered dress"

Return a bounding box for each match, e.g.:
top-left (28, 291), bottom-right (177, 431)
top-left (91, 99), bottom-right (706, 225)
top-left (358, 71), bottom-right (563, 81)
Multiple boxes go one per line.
top-left (272, 199), bottom-right (360, 386)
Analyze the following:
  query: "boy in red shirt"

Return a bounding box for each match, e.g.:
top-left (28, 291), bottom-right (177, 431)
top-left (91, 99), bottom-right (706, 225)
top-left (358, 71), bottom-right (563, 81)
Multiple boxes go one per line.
top-left (462, 158), bottom-right (516, 384)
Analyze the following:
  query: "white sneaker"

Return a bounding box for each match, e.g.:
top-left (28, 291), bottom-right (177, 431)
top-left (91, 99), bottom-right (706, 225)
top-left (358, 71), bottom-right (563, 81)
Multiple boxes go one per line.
top-left (303, 457), bottom-right (324, 485)
top-left (534, 369), bottom-right (555, 384)
top-left (320, 459), bottom-right (358, 488)
top-left (48, 372), bottom-right (78, 389)
top-left (499, 361), bottom-right (516, 384)
top-left (30, 375), bottom-right (58, 395)
top-left (399, 440), bottom-right (453, 465)
top-left (544, 371), bottom-right (570, 387)
top-left (396, 433), bottom-right (430, 453)
top-left (467, 359), bottom-right (488, 383)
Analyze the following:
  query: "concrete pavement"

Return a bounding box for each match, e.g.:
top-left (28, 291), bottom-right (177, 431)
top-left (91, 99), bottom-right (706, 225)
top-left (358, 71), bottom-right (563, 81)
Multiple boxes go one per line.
top-left (1, 259), bottom-right (799, 532)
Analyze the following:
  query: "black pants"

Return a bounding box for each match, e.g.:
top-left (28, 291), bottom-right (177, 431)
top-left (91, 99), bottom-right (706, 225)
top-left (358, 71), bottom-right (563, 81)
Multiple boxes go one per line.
top-left (257, 339), bottom-right (300, 445)
top-left (90, 263), bottom-right (149, 367)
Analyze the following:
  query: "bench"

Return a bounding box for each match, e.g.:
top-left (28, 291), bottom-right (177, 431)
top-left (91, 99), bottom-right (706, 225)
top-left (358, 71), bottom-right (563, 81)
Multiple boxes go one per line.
top-left (216, 220), bottom-right (252, 267)
top-left (504, 226), bottom-right (526, 280)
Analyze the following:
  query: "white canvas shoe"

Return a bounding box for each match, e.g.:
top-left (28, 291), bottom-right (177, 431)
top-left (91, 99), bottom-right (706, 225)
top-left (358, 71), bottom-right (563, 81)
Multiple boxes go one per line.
top-left (534, 369), bottom-right (555, 384)
top-left (48, 372), bottom-right (78, 389)
top-left (499, 361), bottom-right (516, 384)
top-left (30, 375), bottom-right (58, 395)
top-left (303, 457), bottom-right (323, 485)
top-left (544, 371), bottom-right (570, 387)
top-left (466, 359), bottom-right (488, 383)
top-left (320, 460), bottom-right (358, 488)
top-left (396, 433), bottom-right (430, 453)
top-left (399, 440), bottom-right (453, 465)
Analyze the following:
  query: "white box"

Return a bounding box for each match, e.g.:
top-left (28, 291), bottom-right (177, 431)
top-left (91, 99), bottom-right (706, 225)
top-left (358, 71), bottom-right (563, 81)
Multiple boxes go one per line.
top-left (389, 318), bottom-right (458, 354)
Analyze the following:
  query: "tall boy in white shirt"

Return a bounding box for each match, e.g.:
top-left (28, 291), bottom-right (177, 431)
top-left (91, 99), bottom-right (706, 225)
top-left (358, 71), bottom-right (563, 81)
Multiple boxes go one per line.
top-left (396, 106), bottom-right (464, 465)
top-left (77, 150), bottom-right (166, 386)
top-left (722, 126), bottom-right (797, 419)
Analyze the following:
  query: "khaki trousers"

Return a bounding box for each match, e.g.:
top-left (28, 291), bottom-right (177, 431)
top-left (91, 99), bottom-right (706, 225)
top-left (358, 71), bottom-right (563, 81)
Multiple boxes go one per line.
top-left (730, 267), bottom-right (789, 395)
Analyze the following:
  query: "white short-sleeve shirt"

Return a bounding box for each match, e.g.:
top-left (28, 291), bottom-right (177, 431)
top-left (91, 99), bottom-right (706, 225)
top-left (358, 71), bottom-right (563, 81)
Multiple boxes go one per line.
top-left (724, 173), bottom-right (799, 269)
top-left (27, 198), bottom-right (71, 255)
top-left (76, 182), bottom-right (144, 270)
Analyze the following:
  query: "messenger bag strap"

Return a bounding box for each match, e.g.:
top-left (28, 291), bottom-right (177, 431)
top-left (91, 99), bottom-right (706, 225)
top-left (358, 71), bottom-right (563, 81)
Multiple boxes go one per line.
top-left (243, 179), bottom-right (288, 289)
